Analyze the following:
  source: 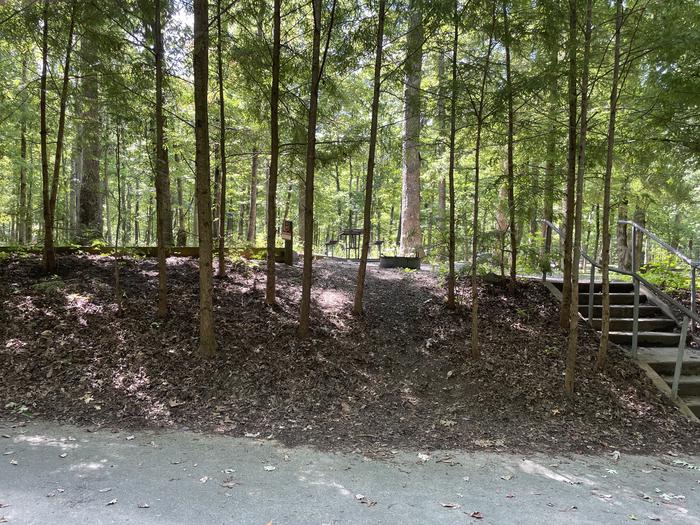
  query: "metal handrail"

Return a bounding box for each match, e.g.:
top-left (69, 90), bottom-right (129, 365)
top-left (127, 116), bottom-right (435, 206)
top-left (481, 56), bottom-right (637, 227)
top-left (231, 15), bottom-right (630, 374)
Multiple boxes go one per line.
top-left (540, 219), bottom-right (700, 325)
top-left (619, 220), bottom-right (699, 269)
top-left (541, 219), bottom-right (695, 399)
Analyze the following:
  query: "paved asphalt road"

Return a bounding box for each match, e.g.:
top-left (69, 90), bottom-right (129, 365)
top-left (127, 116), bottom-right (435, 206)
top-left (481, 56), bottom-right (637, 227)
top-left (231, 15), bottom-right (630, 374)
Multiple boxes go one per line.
top-left (1, 419), bottom-right (698, 524)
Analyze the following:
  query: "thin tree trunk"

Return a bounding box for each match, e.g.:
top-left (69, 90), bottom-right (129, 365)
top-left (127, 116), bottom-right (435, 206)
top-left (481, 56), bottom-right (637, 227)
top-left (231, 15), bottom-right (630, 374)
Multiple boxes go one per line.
top-left (154, 0), bottom-right (169, 318)
top-left (542, 47), bottom-right (557, 256)
top-left (299, 0), bottom-right (336, 337)
top-left (114, 125), bottom-right (123, 313)
top-left (193, 0), bottom-right (216, 356)
top-left (446, 0), bottom-right (459, 310)
top-left (40, 0), bottom-right (75, 273)
top-left (104, 145), bottom-right (112, 245)
top-left (353, 0), bottom-right (386, 315)
top-left (247, 149), bottom-right (259, 242)
top-left (564, 0), bottom-right (592, 396)
top-left (176, 178), bottom-right (185, 245)
top-left (560, 0), bottom-right (578, 330)
top-left (217, 0), bottom-right (229, 277)
top-left (19, 115), bottom-right (27, 245)
top-left (503, 2), bottom-right (517, 292)
top-left (266, 0), bottom-right (281, 305)
top-left (470, 3), bottom-right (497, 359)
top-left (399, 0), bottom-right (424, 257)
top-left (598, 0), bottom-right (622, 370)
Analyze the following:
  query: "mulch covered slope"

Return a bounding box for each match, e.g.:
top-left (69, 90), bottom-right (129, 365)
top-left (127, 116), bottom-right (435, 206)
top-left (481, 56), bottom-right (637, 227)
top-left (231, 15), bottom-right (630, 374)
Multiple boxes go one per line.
top-left (0, 254), bottom-right (697, 454)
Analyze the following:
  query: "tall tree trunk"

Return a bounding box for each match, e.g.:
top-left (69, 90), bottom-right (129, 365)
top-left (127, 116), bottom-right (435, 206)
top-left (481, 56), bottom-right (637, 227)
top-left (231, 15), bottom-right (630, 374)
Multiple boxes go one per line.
top-left (266, 0), bottom-right (281, 305)
top-left (154, 0), bottom-right (169, 318)
top-left (247, 149), bottom-right (259, 242)
top-left (597, 0), bottom-right (622, 370)
top-left (134, 189), bottom-right (140, 245)
top-left (217, 0), bottom-right (229, 276)
top-left (503, 1), bottom-right (517, 291)
top-left (26, 148), bottom-right (33, 243)
top-left (176, 178), bottom-right (186, 245)
top-left (446, 0), bottom-right (459, 310)
top-left (78, 38), bottom-right (103, 242)
top-left (399, 0), bottom-right (423, 257)
top-left (353, 0), bottom-right (386, 315)
top-left (470, 3), bottom-right (497, 359)
top-left (542, 47), bottom-right (557, 256)
top-left (560, 0), bottom-right (578, 330)
top-left (18, 56), bottom-right (28, 244)
top-left (299, 0), bottom-right (336, 337)
top-left (104, 145), bottom-right (112, 244)
top-left (193, 0), bottom-right (216, 356)
top-left (565, 0), bottom-right (592, 396)
top-left (436, 51), bottom-right (447, 239)
top-left (40, 0), bottom-right (75, 273)
top-left (114, 125), bottom-right (123, 313)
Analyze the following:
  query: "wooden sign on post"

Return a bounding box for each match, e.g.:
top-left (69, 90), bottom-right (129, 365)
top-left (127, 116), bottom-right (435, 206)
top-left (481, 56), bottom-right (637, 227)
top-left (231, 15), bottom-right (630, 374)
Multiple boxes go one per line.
top-left (281, 220), bottom-right (293, 265)
top-left (281, 220), bottom-right (293, 240)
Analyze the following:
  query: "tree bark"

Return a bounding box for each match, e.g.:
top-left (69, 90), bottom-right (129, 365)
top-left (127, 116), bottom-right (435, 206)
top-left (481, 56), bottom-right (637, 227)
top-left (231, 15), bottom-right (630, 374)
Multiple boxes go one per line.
top-left (176, 178), bottom-right (186, 246)
top-left (154, 0), bottom-right (169, 318)
top-left (18, 56), bottom-right (28, 244)
top-left (216, 0), bottom-right (229, 277)
top-left (560, 0), bottom-right (578, 330)
top-left (40, 0), bottom-right (75, 273)
top-left (114, 125), bottom-right (123, 313)
top-left (193, 0), bottom-right (216, 356)
top-left (565, 0), bottom-right (592, 396)
top-left (470, 3), bottom-right (497, 359)
top-left (503, 2), bottom-right (517, 292)
top-left (104, 145), bottom-right (112, 244)
top-left (298, 0), bottom-right (335, 337)
top-left (266, 0), bottom-right (281, 305)
top-left (78, 37), bottom-right (103, 242)
top-left (542, 46), bottom-right (557, 257)
top-left (399, 0), bottom-right (424, 257)
top-left (597, 0), bottom-right (622, 370)
top-left (353, 0), bottom-right (386, 315)
top-left (247, 149), bottom-right (259, 242)
top-left (446, 0), bottom-right (459, 310)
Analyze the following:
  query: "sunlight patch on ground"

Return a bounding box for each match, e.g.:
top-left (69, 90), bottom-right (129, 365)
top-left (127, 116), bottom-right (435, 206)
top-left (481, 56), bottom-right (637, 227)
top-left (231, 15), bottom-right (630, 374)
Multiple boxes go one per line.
top-left (519, 459), bottom-right (593, 486)
top-left (316, 289), bottom-right (351, 310)
top-left (68, 461), bottom-right (105, 472)
top-left (14, 434), bottom-right (79, 451)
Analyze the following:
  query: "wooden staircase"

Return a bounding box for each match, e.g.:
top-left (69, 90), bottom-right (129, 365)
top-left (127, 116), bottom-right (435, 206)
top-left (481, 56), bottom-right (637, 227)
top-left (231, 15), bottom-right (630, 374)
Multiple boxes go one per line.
top-left (552, 280), bottom-right (700, 418)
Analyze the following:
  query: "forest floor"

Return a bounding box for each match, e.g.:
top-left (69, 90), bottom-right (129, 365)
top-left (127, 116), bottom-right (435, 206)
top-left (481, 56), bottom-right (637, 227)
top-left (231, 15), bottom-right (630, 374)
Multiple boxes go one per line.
top-left (0, 254), bottom-right (697, 455)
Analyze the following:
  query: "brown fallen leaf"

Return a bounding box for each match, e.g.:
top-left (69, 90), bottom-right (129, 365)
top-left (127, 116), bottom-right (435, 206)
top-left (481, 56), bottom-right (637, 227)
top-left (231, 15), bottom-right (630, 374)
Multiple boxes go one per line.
top-left (470, 511), bottom-right (484, 519)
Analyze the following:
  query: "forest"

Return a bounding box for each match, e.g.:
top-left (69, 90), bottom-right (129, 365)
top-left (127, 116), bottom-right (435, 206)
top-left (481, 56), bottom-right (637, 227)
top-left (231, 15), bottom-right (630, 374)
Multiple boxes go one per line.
top-left (0, 0), bottom-right (699, 375)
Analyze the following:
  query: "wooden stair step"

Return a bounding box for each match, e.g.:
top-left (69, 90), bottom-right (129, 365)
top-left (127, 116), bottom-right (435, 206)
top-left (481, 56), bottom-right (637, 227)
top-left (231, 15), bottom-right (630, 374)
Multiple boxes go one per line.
top-left (661, 376), bottom-right (700, 397)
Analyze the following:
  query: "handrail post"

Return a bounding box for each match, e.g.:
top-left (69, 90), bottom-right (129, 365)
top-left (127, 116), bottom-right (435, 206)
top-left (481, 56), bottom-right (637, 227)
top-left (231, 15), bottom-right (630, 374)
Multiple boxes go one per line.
top-left (542, 222), bottom-right (550, 282)
top-left (672, 316), bottom-right (689, 398)
top-left (632, 276), bottom-right (640, 359)
top-left (588, 263), bottom-right (595, 322)
top-left (691, 266), bottom-right (696, 334)
top-left (631, 225), bottom-right (637, 272)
